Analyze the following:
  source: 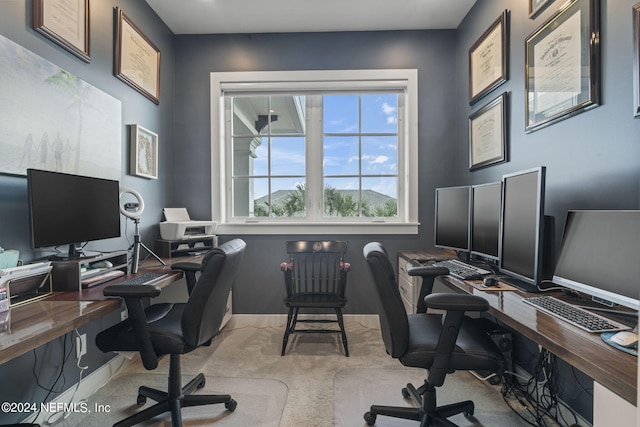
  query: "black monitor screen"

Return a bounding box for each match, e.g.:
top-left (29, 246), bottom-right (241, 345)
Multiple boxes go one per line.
top-left (499, 167), bottom-right (546, 285)
top-left (434, 186), bottom-right (471, 252)
top-left (27, 169), bottom-right (121, 257)
top-left (553, 210), bottom-right (640, 310)
top-left (471, 182), bottom-right (502, 260)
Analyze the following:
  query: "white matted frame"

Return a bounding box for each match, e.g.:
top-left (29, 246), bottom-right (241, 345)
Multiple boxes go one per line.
top-left (469, 92), bottom-right (508, 170)
top-left (130, 125), bottom-right (158, 179)
top-left (33, 0), bottom-right (90, 62)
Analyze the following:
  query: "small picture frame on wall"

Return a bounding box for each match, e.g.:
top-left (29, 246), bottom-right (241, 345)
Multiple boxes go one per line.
top-left (115, 7), bottom-right (161, 104)
top-left (33, 0), bottom-right (90, 62)
top-left (525, 0), bottom-right (600, 132)
top-left (633, 2), bottom-right (640, 118)
top-left (469, 10), bottom-right (509, 105)
top-left (529, 0), bottom-right (555, 19)
top-left (130, 125), bottom-right (158, 180)
top-left (469, 92), bottom-right (508, 171)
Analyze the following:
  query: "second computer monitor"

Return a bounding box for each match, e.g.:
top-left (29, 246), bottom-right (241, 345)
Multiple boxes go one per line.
top-left (434, 185), bottom-right (471, 253)
top-left (470, 182), bottom-right (502, 261)
top-left (499, 167), bottom-right (546, 288)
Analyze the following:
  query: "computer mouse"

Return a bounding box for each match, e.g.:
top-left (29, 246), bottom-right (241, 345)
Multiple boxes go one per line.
top-left (482, 277), bottom-right (498, 287)
top-left (610, 331), bottom-right (638, 348)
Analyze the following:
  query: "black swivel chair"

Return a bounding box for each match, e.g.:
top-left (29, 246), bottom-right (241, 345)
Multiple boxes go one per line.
top-left (280, 240), bottom-right (350, 356)
top-left (96, 238), bottom-right (246, 427)
top-left (362, 242), bottom-right (505, 427)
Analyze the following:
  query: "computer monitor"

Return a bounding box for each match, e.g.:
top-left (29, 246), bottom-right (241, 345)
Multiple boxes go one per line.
top-left (552, 210), bottom-right (640, 311)
top-left (434, 185), bottom-right (471, 253)
top-left (470, 182), bottom-right (502, 261)
top-left (499, 167), bottom-right (546, 289)
top-left (27, 169), bottom-right (121, 259)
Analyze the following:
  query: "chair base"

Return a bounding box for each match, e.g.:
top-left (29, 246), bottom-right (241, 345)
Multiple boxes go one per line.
top-left (113, 355), bottom-right (236, 427)
top-left (363, 382), bottom-right (474, 427)
top-left (281, 306), bottom-right (349, 357)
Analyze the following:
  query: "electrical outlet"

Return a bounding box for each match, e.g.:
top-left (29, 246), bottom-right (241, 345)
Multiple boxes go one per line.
top-left (76, 333), bottom-right (87, 359)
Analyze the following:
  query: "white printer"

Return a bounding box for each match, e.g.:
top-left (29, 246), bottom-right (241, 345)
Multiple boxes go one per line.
top-left (159, 208), bottom-right (217, 240)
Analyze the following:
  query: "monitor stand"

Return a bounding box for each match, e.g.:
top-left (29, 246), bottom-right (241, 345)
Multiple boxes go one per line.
top-left (48, 243), bottom-right (93, 261)
top-left (500, 276), bottom-right (540, 294)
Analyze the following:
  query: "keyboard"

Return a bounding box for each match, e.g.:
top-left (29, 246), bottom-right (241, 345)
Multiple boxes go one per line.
top-left (431, 259), bottom-right (491, 280)
top-left (119, 271), bottom-right (169, 286)
top-left (523, 296), bottom-right (631, 333)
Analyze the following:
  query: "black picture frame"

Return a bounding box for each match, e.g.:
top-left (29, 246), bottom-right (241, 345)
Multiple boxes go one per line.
top-left (469, 11), bottom-right (509, 105)
top-left (469, 92), bottom-right (508, 171)
top-left (525, 0), bottom-right (600, 133)
top-left (633, 2), bottom-right (640, 118)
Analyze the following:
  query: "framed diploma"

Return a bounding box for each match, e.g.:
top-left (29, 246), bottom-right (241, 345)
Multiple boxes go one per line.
top-left (525, 0), bottom-right (600, 133)
top-left (33, 0), bottom-right (90, 62)
top-left (469, 92), bottom-right (508, 170)
top-left (529, 0), bottom-right (554, 19)
top-left (469, 10), bottom-right (509, 105)
top-left (633, 2), bottom-right (640, 118)
top-left (115, 7), bottom-right (161, 104)
top-left (130, 125), bottom-right (158, 179)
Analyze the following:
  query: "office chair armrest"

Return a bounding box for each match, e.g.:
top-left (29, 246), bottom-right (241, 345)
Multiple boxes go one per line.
top-left (103, 284), bottom-right (162, 298)
top-left (424, 293), bottom-right (489, 312)
top-left (171, 262), bottom-right (201, 273)
top-left (407, 266), bottom-right (449, 277)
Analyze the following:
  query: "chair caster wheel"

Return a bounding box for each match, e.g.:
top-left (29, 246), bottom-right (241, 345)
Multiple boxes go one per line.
top-left (225, 399), bottom-right (237, 412)
top-left (364, 411), bottom-right (376, 426)
top-left (136, 395), bottom-right (147, 406)
top-left (401, 387), bottom-right (410, 399)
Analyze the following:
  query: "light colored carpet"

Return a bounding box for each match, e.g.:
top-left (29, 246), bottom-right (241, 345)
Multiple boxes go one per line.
top-left (334, 367), bottom-right (528, 427)
top-left (53, 322), bottom-right (542, 426)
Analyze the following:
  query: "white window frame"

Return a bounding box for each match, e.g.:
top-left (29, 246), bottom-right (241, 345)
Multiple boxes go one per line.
top-left (210, 69), bottom-right (419, 235)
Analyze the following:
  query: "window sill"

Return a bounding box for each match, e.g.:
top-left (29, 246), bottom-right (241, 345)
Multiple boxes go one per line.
top-left (215, 222), bottom-right (419, 235)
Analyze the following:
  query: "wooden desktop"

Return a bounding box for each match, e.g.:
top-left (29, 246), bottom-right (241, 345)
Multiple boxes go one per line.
top-left (398, 249), bottom-right (637, 406)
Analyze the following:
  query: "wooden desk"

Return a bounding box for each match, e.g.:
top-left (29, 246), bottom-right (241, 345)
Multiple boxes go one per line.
top-left (0, 258), bottom-right (186, 365)
top-left (398, 250), bottom-right (637, 406)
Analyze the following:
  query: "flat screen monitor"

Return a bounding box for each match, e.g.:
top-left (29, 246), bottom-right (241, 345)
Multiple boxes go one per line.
top-left (499, 167), bottom-right (546, 288)
top-left (434, 186), bottom-right (471, 253)
top-left (27, 169), bottom-right (121, 259)
top-left (553, 210), bottom-right (640, 310)
top-left (470, 182), bottom-right (502, 261)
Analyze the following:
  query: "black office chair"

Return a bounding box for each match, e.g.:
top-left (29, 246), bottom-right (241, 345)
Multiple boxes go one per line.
top-left (406, 265), bottom-right (450, 313)
top-left (362, 242), bottom-right (505, 427)
top-left (280, 240), bottom-right (350, 356)
top-left (96, 238), bottom-right (246, 427)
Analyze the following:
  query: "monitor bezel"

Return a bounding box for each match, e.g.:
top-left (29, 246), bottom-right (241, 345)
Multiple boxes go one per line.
top-left (552, 210), bottom-right (640, 310)
top-left (498, 166), bottom-right (546, 286)
top-left (434, 185), bottom-right (472, 254)
top-left (470, 181), bottom-right (502, 261)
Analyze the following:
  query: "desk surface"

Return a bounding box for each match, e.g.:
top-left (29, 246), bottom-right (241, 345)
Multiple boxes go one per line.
top-left (0, 256), bottom-right (190, 365)
top-left (399, 249), bottom-right (638, 406)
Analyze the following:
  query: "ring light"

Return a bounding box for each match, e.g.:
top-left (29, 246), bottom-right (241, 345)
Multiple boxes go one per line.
top-left (119, 187), bottom-right (145, 218)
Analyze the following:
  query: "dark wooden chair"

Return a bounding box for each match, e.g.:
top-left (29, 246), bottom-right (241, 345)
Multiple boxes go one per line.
top-left (280, 240), bottom-right (350, 356)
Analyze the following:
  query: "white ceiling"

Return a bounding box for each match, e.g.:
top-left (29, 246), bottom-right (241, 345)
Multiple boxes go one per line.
top-left (145, 0), bottom-right (476, 35)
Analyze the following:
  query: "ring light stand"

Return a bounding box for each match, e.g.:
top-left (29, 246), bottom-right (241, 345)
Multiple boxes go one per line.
top-left (119, 188), bottom-right (165, 274)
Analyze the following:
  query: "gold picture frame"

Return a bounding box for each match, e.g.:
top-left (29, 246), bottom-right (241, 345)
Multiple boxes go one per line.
top-left (33, 0), bottom-right (90, 62)
top-left (130, 125), bottom-right (158, 180)
top-left (469, 92), bottom-right (508, 170)
top-left (469, 10), bottom-right (509, 105)
top-left (114, 7), bottom-right (160, 104)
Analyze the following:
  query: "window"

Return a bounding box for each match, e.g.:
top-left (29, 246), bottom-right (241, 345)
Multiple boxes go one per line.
top-left (211, 70), bottom-right (418, 235)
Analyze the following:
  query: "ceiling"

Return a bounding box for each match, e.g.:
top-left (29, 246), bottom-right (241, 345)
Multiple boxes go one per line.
top-left (145, 0), bottom-right (476, 35)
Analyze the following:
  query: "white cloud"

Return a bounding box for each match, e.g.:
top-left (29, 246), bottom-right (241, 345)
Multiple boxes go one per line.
top-left (369, 155), bottom-right (389, 164)
top-left (381, 102), bottom-right (395, 115)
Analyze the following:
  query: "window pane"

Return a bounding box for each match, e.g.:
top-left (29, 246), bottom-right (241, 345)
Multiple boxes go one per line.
top-left (233, 136), bottom-right (265, 176)
top-left (266, 179), bottom-right (306, 217)
top-left (271, 137), bottom-right (305, 176)
top-left (233, 177), bottom-right (265, 217)
top-left (323, 177), bottom-right (361, 217)
top-left (361, 136), bottom-right (397, 175)
top-left (233, 97), bottom-right (269, 137)
top-left (362, 177), bottom-right (398, 217)
top-left (323, 95), bottom-right (359, 134)
top-left (267, 95), bottom-right (306, 135)
top-left (361, 94), bottom-right (398, 134)
top-left (323, 136), bottom-right (359, 175)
